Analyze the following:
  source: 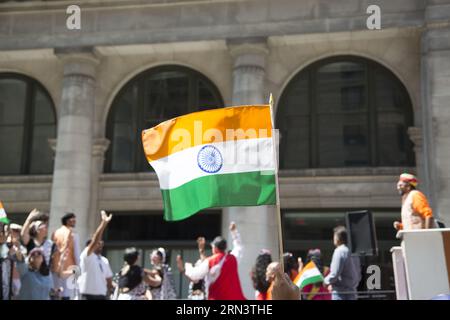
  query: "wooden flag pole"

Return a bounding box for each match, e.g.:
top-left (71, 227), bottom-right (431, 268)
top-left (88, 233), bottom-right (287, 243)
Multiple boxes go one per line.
top-left (269, 93), bottom-right (285, 272)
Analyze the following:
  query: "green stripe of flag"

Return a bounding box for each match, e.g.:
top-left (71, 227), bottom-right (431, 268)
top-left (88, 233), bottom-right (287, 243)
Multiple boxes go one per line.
top-left (0, 217), bottom-right (9, 224)
top-left (299, 275), bottom-right (324, 289)
top-left (161, 170), bottom-right (276, 221)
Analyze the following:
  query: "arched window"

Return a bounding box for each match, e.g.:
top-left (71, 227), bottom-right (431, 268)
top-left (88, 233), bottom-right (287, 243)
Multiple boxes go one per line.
top-left (277, 56), bottom-right (415, 169)
top-left (0, 73), bottom-right (56, 175)
top-left (106, 66), bottom-right (224, 173)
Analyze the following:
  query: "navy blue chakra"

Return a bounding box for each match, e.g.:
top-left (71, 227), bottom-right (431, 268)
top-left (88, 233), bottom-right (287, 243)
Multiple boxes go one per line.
top-left (197, 145), bottom-right (223, 173)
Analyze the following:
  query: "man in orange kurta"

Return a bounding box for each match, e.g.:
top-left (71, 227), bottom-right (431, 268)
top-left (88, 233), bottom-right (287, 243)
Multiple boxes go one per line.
top-left (394, 173), bottom-right (434, 231)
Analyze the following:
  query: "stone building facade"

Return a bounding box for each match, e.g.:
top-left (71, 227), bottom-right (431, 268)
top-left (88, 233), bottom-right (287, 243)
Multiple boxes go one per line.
top-left (1, 0), bottom-right (449, 298)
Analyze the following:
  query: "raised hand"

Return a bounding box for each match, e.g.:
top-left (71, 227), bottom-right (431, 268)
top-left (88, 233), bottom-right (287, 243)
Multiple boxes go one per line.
top-left (298, 257), bottom-right (303, 272)
top-left (229, 221), bottom-right (237, 232)
top-left (28, 208), bottom-right (40, 220)
top-left (101, 210), bottom-right (113, 223)
top-left (197, 237), bottom-right (206, 250)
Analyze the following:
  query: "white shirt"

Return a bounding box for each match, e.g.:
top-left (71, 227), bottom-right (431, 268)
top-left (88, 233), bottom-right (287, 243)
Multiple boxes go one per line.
top-left (100, 256), bottom-right (113, 279)
top-left (78, 248), bottom-right (111, 296)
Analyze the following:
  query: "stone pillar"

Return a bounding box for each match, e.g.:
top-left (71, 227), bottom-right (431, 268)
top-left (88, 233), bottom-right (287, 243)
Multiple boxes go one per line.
top-left (49, 48), bottom-right (99, 246)
top-left (87, 138), bottom-right (110, 236)
top-left (224, 39), bottom-right (279, 299)
top-left (421, 21), bottom-right (450, 226)
top-left (407, 127), bottom-right (424, 180)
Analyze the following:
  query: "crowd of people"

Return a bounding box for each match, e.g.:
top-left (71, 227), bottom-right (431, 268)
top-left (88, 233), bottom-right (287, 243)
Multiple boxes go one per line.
top-left (0, 173), bottom-right (434, 300)
top-left (0, 209), bottom-right (179, 300)
top-left (1, 206), bottom-right (359, 300)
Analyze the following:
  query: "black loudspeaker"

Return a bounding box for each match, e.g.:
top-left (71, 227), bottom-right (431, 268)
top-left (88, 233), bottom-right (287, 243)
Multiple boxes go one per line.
top-left (345, 210), bottom-right (378, 256)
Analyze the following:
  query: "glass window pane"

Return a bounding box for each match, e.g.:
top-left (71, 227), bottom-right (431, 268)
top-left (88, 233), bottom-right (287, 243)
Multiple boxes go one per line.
top-left (279, 73), bottom-right (309, 117)
top-left (144, 71), bottom-right (189, 122)
top-left (280, 117), bottom-right (309, 169)
top-left (0, 78), bottom-right (27, 125)
top-left (374, 70), bottom-right (405, 112)
top-left (33, 89), bottom-right (55, 125)
top-left (29, 125), bottom-right (56, 174)
top-left (114, 84), bottom-right (138, 123)
top-left (111, 123), bottom-right (135, 172)
top-left (110, 85), bottom-right (138, 172)
top-left (318, 114), bottom-right (369, 167)
top-left (137, 144), bottom-right (151, 173)
top-left (278, 58), bottom-right (414, 169)
top-left (377, 120), bottom-right (411, 166)
top-left (198, 79), bottom-right (220, 111)
top-left (0, 126), bottom-right (24, 174)
top-left (0, 76), bottom-right (56, 175)
top-left (277, 73), bottom-right (309, 169)
top-left (317, 62), bottom-right (366, 113)
top-left (374, 69), bottom-right (414, 166)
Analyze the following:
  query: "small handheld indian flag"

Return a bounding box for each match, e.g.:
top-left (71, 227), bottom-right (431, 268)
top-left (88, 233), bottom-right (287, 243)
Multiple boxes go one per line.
top-left (294, 261), bottom-right (324, 289)
top-left (142, 105), bottom-right (277, 221)
top-left (0, 201), bottom-right (10, 224)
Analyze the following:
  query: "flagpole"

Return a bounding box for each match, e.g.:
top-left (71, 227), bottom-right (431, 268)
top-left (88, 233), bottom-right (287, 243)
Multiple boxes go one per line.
top-left (269, 93), bottom-right (285, 272)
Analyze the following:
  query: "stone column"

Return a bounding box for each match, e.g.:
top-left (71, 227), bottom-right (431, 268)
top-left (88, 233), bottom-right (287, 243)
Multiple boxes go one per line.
top-left (49, 48), bottom-right (99, 246)
top-left (407, 127), bottom-right (424, 180)
top-left (224, 39), bottom-right (279, 299)
top-left (87, 138), bottom-right (110, 236)
top-left (421, 19), bottom-right (450, 226)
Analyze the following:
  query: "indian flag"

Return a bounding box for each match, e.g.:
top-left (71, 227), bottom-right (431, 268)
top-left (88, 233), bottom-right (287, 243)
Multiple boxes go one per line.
top-left (142, 105), bottom-right (277, 221)
top-left (294, 261), bottom-right (324, 289)
top-left (0, 201), bottom-right (9, 224)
